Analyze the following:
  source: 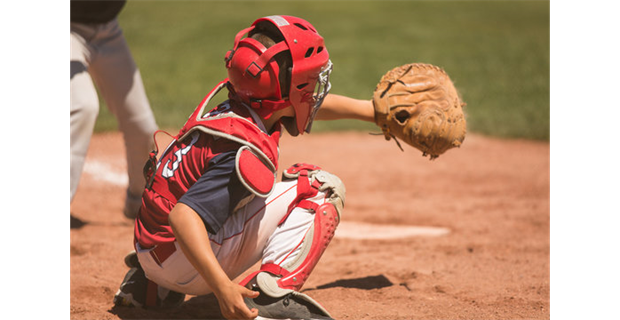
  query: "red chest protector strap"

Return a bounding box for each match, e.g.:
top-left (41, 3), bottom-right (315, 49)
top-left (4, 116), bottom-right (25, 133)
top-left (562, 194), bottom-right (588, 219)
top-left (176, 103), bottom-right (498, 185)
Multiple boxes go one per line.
top-left (143, 130), bottom-right (176, 190)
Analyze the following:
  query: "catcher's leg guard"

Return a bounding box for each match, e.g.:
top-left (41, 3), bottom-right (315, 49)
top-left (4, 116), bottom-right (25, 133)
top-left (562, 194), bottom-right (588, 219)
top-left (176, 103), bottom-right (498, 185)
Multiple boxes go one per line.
top-left (267, 201), bottom-right (339, 291)
top-left (241, 203), bottom-right (339, 320)
top-left (241, 163), bottom-right (344, 292)
top-left (240, 164), bottom-right (344, 319)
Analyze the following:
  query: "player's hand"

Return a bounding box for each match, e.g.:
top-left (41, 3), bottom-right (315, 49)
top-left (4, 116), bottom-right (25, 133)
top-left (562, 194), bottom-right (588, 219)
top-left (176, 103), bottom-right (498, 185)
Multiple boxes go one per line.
top-left (215, 281), bottom-right (260, 320)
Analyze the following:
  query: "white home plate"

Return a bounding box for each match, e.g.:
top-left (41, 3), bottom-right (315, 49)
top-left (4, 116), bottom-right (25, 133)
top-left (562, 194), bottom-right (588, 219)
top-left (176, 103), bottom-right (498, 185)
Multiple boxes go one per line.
top-left (335, 221), bottom-right (450, 240)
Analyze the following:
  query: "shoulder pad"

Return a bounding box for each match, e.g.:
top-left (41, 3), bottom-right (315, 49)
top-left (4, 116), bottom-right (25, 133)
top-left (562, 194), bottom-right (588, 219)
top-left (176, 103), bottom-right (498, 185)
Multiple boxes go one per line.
top-left (235, 146), bottom-right (277, 197)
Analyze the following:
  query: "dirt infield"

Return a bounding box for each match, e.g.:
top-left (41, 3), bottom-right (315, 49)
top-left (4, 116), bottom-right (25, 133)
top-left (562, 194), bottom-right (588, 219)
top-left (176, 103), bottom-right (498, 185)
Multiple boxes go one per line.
top-left (70, 131), bottom-right (550, 320)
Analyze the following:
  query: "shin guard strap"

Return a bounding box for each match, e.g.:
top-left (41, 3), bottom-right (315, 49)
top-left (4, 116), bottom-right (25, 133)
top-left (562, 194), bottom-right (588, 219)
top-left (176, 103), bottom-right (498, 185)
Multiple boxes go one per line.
top-left (279, 169), bottom-right (320, 225)
top-left (260, 263), bottom-right (291, 278)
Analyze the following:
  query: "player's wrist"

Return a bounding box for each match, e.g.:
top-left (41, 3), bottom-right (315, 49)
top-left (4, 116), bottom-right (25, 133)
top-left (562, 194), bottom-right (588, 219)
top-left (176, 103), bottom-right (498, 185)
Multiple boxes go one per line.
top-left (210, 277), bottom-right (236, 298)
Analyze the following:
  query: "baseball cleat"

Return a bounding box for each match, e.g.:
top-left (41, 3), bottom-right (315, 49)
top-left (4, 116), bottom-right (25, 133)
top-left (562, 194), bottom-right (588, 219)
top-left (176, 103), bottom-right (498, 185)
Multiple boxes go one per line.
top-left (113, 266), bottom-right (185, 308)
top-left (243, 272), bottom-right (333, 320)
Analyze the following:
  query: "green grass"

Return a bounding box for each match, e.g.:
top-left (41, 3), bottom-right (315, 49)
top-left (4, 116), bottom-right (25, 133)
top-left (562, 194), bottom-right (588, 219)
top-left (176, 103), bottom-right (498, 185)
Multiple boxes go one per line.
top-left (95, 0), bottom-right (549, 141)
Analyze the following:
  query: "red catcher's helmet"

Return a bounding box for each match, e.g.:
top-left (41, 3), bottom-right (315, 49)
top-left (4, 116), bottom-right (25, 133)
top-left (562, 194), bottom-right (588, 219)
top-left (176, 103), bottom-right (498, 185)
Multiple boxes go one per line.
top-left (225, 15), bottom-right (332, 134)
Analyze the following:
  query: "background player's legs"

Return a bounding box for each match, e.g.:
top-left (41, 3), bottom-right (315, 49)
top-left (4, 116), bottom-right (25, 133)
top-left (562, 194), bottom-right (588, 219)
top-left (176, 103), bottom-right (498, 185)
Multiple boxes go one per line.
top-left (70, 28), bottom-right (99, 202)
top-left (87, 19), bottom-right (158, 216)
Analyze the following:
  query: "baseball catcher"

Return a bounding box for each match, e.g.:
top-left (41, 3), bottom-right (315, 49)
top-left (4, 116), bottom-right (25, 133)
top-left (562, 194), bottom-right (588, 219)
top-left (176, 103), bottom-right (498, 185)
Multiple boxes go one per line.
top-left (373, 63), bottom-right (466, 159)
top-left (112, 13), bottom-right (466, 320)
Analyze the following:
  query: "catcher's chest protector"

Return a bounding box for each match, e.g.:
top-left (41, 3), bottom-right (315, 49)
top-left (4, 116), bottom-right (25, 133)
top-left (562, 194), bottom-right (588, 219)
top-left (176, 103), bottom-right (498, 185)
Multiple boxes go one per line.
top-left (137, 81), bottom-right (283, 248)
top-left (175, 80), bottom-right (281, 198)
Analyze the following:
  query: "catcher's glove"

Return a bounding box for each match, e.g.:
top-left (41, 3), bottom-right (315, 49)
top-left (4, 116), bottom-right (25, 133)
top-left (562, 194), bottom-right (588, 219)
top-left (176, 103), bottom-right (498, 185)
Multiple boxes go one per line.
top-left (372, 63), bottom-right (466, 159)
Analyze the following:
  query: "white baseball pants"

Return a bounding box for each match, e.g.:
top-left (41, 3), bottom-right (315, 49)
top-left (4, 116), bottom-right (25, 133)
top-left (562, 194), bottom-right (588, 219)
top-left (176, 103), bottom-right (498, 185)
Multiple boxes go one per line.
top-left (135, 179), bottom-right (327, 295)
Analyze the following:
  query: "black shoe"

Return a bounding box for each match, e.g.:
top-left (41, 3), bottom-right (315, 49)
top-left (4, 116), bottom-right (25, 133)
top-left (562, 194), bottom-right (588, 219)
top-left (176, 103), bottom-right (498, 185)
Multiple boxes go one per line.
top-left (243, 272), bottom-right (333, 320)
top-left (113, 267), bottom-right (148, 308)
top-left (113, 266), bottom-right (185, 308)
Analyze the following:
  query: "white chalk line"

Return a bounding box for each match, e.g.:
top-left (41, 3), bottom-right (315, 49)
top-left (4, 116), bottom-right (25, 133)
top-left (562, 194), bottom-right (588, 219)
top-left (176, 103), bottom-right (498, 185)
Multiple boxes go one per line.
top-left (83, 160), bottom-right (128, 186)
top-left (83, 159), bottom-right (450, 239)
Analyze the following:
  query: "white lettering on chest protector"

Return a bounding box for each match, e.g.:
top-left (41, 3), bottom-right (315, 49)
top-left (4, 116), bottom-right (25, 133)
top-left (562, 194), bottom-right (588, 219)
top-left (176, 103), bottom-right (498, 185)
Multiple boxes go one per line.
top-left (203, 102), bottom-right (231, 118)
top-left (162, 132), bottom-right (200, 178)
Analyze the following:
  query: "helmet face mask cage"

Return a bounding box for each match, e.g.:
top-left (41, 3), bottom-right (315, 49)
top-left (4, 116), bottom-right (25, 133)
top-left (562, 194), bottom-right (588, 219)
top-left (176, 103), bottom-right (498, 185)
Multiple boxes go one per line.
top-left (304, 59), bottom-right (333, 133)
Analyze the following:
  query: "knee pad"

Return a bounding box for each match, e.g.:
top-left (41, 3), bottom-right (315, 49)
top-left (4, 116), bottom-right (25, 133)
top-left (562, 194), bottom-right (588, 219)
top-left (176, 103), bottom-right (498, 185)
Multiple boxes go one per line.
top-left (280, 163), bottom-right (345, 223)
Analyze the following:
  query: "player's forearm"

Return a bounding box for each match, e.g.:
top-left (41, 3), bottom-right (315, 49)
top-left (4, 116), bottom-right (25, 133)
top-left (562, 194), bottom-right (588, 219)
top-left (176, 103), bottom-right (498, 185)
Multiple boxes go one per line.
top-left (169, 202), bottom-right (231, 293)
top-left (316, 94), bottom-right (374, 122)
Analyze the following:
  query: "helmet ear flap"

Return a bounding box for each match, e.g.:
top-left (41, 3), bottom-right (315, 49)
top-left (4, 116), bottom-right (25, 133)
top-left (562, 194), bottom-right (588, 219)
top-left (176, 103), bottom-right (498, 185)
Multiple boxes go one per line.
top-left (249, 21), bottom-right (292, 98)
top-left (226, 33), bottom-right (288, 104)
